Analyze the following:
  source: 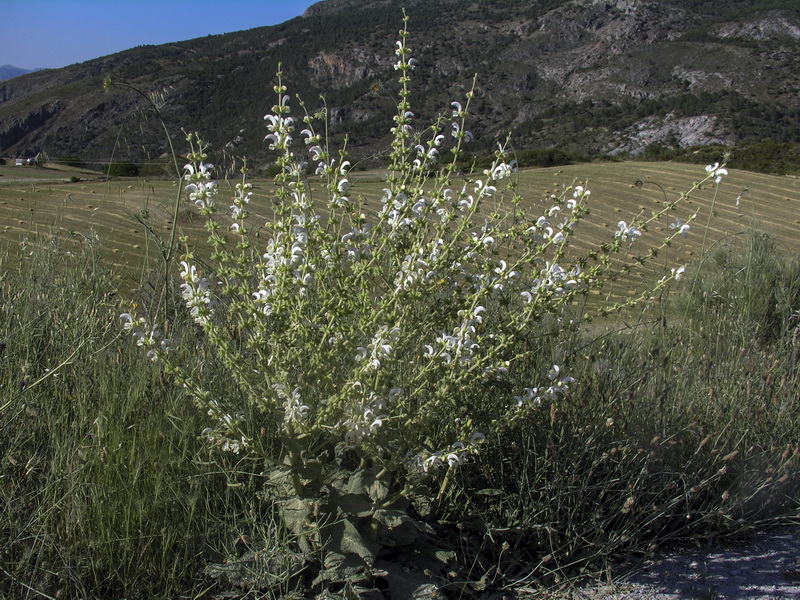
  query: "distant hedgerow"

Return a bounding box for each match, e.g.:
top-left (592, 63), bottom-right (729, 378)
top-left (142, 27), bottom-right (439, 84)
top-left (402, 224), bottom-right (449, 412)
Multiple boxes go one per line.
top-left (104, 160), bottom-right (140, 177)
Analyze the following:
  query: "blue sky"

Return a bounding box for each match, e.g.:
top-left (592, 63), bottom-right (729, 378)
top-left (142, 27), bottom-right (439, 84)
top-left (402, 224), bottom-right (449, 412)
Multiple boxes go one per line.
top-left (1, 0), bottom-right (321, 70)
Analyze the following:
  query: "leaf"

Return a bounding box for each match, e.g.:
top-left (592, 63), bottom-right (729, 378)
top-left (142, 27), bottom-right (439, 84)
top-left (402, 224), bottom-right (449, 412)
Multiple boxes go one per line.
top-left (299, 458), bottom-right (325, 493)
top-left (434, 549), bottom-right (457, 564)
top-left (373, 508), bottom-right (435, 546)
top-left (204, 546), bottom-right (305, 589)
top-left (332, 492), bottom-right (374, 518)
top-left (342, 581), bottom-right (372, 600)
top-left (314, 552), bottom-right (367, 587)
top-left (279, 497), bottom-right (311, 537)
top-left (367, 472), bottom-right (391, 504)
top-left (339, 467), bottom-right (371, 496)
top-left (373, 508), bottom-right (410, 530)
top-left (266, 465), bottom-right (296, 495)
top-left (322, 517), bottom-right (380, 567)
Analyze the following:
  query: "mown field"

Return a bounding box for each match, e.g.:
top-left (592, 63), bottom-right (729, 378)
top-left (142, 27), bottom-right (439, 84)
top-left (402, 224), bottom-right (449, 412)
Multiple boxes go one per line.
top-left (2, 160), bottom-right (799, 299)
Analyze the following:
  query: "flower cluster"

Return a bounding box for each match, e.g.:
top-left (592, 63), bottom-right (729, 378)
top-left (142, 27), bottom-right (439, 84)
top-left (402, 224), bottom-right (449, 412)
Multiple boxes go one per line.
top-left (273, 384), bottom-right (310, 425)
top-left (425, 306), bottom-right (486, 367)
top-left (341, 225), bottom-right (374, 260)
top-left (179, 261), bottom-right (215, 327)
top-left (521, 262), bottom-right (582, 303)
top-left (120, 312), bottom-right (169, 362)
top-left (229, 178), bottom-right (252, 234)
top-left (183, 161), bottom-right (217, 215)
top-left (669, 217), bottom-right (692, 237)
top-left (407, 430), bottom-right (485, 473)
top-left (202, 399), bottom-right (247, 454)
top-left (513, 365), bottom-right (575, 408)
top-left (615, 220), bottom-right (642, 243)
top-left (356, 326), bottom-right (401, 372)
top-left (264, 93), bottom-right (295, 152)
top-left (256, 213), bottom-right (315, 299)
top-left (338, 388), bottom-right (402, 445)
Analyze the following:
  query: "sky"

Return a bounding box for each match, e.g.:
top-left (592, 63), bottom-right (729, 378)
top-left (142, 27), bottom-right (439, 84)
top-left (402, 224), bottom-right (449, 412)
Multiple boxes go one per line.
top-left (1, 0), bottom-right (321, 70)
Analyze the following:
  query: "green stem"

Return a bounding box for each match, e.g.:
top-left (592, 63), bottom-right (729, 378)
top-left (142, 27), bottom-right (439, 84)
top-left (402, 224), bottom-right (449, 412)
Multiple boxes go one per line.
top-left (430, 465), bottom-right (455, 518)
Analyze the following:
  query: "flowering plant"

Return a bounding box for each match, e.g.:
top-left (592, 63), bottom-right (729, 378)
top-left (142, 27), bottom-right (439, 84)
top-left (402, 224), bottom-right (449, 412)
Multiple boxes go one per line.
top-left (121, 15), bottom-right (725, 586)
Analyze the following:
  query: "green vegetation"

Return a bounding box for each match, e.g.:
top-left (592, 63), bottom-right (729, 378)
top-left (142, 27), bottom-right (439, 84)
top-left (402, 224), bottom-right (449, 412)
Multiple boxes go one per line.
top-left (666, 0), bottom-right (800, 18)
top-left (2, 208), bottom-right (799, 599)
top-left (647, 139), bottom-right (800, 175)
top-left (55, 154), bottom-right (86, 170)
top-left (0, 240), bottom-right (273, 598)
top-left (104, 160), bottom-right (141, 177)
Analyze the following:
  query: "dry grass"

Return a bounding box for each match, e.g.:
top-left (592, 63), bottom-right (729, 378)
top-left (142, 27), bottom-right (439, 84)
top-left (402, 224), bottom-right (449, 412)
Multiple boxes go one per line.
top-left (3, 161), bottom-right (797, 297)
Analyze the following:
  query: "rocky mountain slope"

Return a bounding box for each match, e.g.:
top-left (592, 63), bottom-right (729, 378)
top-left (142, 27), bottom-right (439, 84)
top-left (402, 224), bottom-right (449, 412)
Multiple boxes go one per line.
top-left (0, 0), bottom-right (798, 171)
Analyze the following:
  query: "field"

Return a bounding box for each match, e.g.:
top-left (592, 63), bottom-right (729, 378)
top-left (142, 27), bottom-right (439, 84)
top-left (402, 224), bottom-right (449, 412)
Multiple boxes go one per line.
top-left (2, 160), bottom-right (799, 297)
top-left (2, 157), bottom-right (800, 600)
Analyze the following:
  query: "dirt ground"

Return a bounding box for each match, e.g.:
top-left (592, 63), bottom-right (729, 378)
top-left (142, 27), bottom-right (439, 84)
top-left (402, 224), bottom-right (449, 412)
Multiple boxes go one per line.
top-left (570, 523), bottom-right (800, 600)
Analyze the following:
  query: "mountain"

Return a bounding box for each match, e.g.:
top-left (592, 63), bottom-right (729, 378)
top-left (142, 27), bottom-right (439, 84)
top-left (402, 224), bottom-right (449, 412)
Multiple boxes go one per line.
top-left (1, 0), bottom-right (798, 172)
top-left (0, 65), bottom-right (38, 81)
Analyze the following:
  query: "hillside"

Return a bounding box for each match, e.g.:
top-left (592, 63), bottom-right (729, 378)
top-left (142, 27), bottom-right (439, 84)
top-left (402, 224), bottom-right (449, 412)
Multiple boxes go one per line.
top-left (0, 0), bottom-right (799, 172)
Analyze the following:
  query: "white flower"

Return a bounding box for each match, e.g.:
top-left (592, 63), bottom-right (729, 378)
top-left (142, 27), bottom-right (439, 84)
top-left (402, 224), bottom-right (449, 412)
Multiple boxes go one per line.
top-left (615, 221), bottom-right (642, 243)
top-left (283, 387), bottom-right (310, 424)
top-left (672, 265), bottom-right (686, 281)
top-left (514, 387), bottom-right (541, 407)
top-left (446, 452), bottom-right (464, 467)
top-left (183, 163), bottom-right (217, 212)
top-left (469, 431), bottom-right (485, 445)
top-left (670, 218), bottom-right (691, 237)
top-left (423, 454), bottom-right (444, 472)
top-left (492, 162), bottom-right (513, 180)
top-left (356, 326), bottom-right (400, 371)
top-left (451, 121), bottom-right (474, 142)
top-left (221, 438), bottom-right (243, 454)
top-left (705, 162), bottom-right (728, 184)
top-left (120, 312), bottom-right (143, 331)
top-left (179, 261), bottom-right (216, 326)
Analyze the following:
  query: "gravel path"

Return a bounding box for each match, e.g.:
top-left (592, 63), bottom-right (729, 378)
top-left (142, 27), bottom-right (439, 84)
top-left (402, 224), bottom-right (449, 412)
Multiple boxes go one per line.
top-left (571, 524), bottom-right (800, 599)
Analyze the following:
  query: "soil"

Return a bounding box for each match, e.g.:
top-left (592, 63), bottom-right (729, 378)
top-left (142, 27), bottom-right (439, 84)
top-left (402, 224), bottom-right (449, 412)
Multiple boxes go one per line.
top-left (569, 523), bottom-right (800, 600)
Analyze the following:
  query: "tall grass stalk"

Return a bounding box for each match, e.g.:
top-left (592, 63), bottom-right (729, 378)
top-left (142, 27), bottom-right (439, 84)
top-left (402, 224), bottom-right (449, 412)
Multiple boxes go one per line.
top-left (103, 78), bottom-right (186, 328)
